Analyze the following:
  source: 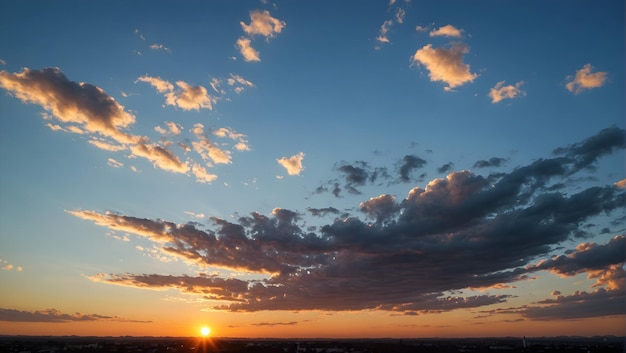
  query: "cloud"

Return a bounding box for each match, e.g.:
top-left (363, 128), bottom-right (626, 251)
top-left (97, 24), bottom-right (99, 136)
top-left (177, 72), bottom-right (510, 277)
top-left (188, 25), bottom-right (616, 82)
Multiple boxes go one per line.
top-left (489, 81), bottom-right (526, 103)
top-left (1, 259), bottom-right (22, 272)
top-left (240, 10), bottom-right (286, 38)
top-left (616, 178), bottom-right (626, 189)
top-left (129, 142), bottom-right (189, 174)
top-left (236, 37), bottom-right (261, 62)
top-left (149, 43), bottom-right (171, 53)
top-left (137, 75), bottom-right (216, 111)
top-left (411, 43), bottom-right (477, 91)
top-left (376, 20), bottom-right (393, 44)
top-left (191, 163), bottom-right (218, 184)
top-left (429, 24), bottom-right (463, 38)
top-left (227, 74), bottom-right (255, 94)
top-left (565, 64), bottom-right (607, 94)
top-left (0, 67), bottom-right (136, 144)
top-left (398, 155), bottom-right (427, 182)
top-left (473, 157), bottom-right (508, 169)
top-left (395, 8), bottom-right (405, 24)
top-left (107, 158), bottom-right (124, 168)
top-left (0, 308), bottom-right (150, 323)
top-left (73, 127), bottom-right (626, 315)
top-left (191, 123), bottom-right (232, 165)
top-left (277, 152), bottom-right (305, 175)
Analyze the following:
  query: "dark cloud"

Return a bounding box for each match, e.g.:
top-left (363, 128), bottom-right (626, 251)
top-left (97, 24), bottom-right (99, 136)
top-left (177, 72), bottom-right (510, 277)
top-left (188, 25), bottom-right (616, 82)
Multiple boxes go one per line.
top-left (398, 155), bottom-right (427, 182)
top-left (307, 207), bottom-right (340, 217)
top-left (252, 321), bottom-right (300, 327)
top-left (437, 162), bottom-right (454, 174)
top-left (74, 127), bottom-right (626, 317)
top-left (0, 308), bottom-right (150, 323)
top-left (473, 157), bottom-right (507, 169)
top-left (553, 126), bottom-right (625, 172)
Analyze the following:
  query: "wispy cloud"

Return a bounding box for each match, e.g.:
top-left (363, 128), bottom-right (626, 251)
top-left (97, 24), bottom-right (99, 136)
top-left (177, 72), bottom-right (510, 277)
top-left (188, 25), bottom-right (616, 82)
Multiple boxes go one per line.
top-left (0, 308), bottom-right (151, 323)
top-left (489, 81), bottom-right (526, 103)
top-left (565, 64), bottom-right (607, 94)
top-left (411, 43), bottom-right (477, 91)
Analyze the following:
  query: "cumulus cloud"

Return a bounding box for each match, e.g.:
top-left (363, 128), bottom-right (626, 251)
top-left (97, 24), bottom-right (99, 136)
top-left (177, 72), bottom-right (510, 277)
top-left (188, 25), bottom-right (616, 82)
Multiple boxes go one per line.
top-left (277, 152), bottom-right (305, 175)
top-left (72, 127), bottom-right (626, 315)
top-left (237, 10), bottom-right (285, 62)
top-left (191, 163), bottom-right (218, 184)
top-left (565, 64), bottom-right (607, 94)
top-left (0, 67), bottom-right (136, 144)
top-left (0, 67), bottom-right (195, 177)
top-left (240, 10), bottom-right (286, 38)
top-left (0, 308), bottom-right (151, 323)
top-left (236, 37), bottom-right (261, 62)
top-left (489, 81), bottom-right (526, 103)
top-left (137, 75), bottom-right (216, 111)
top-left (411, 43), bottom-right (477, 91)
top-left (429, 24), bottom-right (463, 38)
top-left (191, 123), bottom-right (232, 165)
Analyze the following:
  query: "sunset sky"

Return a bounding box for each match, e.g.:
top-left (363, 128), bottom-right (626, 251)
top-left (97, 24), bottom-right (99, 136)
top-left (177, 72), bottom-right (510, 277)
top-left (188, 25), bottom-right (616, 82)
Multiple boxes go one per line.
top-left (0, 0), bottom-right (624, 338)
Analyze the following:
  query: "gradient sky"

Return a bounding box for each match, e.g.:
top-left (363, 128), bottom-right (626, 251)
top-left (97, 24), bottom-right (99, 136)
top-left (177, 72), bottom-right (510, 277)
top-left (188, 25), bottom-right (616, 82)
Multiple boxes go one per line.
top-left (0, 0), bottom-right (624, 338)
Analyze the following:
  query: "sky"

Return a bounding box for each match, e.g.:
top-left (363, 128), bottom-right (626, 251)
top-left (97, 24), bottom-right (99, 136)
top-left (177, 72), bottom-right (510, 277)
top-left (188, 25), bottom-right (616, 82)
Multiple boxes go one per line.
top-left (0, 0), bottom-right (624, 339)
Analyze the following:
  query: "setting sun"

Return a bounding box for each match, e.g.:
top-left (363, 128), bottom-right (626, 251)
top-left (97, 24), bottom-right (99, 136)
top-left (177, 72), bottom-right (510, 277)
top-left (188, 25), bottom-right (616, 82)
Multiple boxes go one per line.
top-left (201, 326), bottom-right (211, 337)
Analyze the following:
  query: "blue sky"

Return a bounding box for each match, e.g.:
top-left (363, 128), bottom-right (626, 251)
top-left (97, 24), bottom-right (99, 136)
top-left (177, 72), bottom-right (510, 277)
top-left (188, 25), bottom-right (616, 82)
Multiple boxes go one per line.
top-left (0, 0), bottom-right (624, 338)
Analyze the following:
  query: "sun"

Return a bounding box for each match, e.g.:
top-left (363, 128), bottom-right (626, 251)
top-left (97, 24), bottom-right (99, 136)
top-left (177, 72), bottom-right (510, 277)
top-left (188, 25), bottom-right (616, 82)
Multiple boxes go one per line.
top-left (200, 326), bottom-right (211, 337)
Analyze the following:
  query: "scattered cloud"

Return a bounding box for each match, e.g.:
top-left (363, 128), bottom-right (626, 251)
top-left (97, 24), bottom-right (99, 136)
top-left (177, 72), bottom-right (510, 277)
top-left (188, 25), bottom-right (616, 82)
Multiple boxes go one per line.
top-left (489, 81), bottom-right (526, 103)
top-left (0, 308), bottom-right (150, 323)
top-left (473, 157), bottom-right (507, 169)
top-left (240, 10), bottom-right (286, 38)
top-left (107, 158), bottom-right (124, 168)
top-left (277, 152), bottom-right (305, 176)
top-left (137, 75), bottom-right (216, 111)
top-left (237, 10), bottom-right (285, 62)
top-left (227, 74), bottom-right (255, 94)
top-left (149, 43), bottom-right (171, 53)
top-left (411, 43), bottom-right (477, 91)
top-left (565, 64), bottom-right (607, 94)
top-left (236, 37), bottom-right (261, 62)
top-left (191, 163), bottom-right (218, 184)
top-left (72, 127), bottom-right (626, 316)
top-left (376, 20), bottom-right (393, 44)
top-left (1, 259), bottom-right (22, 272)
top-left (415, 25), bottom-right (429, 32)
top-left (429, 24), bottom-right (463, 38)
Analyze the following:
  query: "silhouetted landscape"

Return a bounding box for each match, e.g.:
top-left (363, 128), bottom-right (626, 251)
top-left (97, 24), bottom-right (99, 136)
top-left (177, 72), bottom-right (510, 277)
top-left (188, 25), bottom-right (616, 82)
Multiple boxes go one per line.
top-left (1, 336), bottom-right (624, 353)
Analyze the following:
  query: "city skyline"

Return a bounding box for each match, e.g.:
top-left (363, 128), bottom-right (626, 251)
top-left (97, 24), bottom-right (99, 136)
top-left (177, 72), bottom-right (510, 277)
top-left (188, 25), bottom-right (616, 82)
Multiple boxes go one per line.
top-left (0, 0), bottom-right (624, 338)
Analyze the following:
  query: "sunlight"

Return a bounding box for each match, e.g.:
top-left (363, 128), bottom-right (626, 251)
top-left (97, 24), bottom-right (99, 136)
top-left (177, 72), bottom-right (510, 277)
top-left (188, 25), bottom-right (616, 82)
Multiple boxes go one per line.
top-left (200, 326), bottom-right (211, 337)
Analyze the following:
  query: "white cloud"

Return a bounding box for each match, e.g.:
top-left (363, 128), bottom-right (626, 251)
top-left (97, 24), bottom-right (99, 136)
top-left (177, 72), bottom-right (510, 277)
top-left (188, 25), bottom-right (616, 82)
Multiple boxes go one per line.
top-left (277, 152), bottom-right (305, 175)
top-left (488, 81), bottom-right (526, 103)
top-left (240, 10), bottom-right (286, 38)
top-left (107, 158), bottom-right (124, 168)
top-left (191, 163), bottom-right (218, 184)
top-left (227, 74), bottom-right (254, 94)
top-left (149, 43), bottom-right (171, 53)
top-left (185, 211), bottom-right (206, 219)
top-left (411, 43), bottom-right (477, 91)
top-left (136, 76), bottom-right (173, 93)
top-left (429, 24), bottom-right (463, 38)
top-left (165, 121), bottom-right (182, 135)
top-left (191, 124), bottom-right (232, 165)
top-left (236, 37), bottom-right (260, 62)
top-left (565, 64), bottom-right (607, 94)
top-left (415, 25), bottom-right (429, 32)
top-left (137, 75), bottom-right (216, 111)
